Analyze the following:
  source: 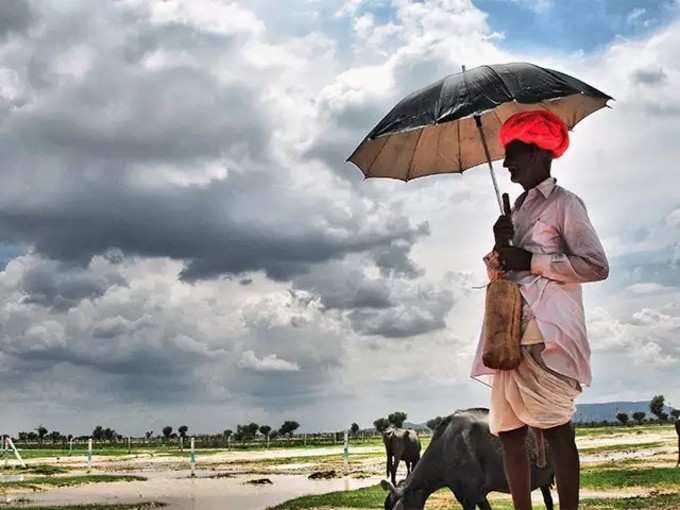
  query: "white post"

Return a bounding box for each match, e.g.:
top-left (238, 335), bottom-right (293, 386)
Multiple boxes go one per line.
top-left (343, 429), bottom-right (349, 475)
top-left (127, 436), bottom-right (131, 454)
top-left (190, 437), bottom-right (196, 477)
top-left (180, 436), bottom-right (184, 452)
top-left (303, 433), bottom-right (307, 446)
top-left (266, 433), bottom-right (269, 449)
top-left (227, 435), bottom-right (230, 451)
top-left (69, 437), bottom-right (73, 456)
top-left (87, 438), bottom-right (93, 472)
top-left (7, 438), bottom-right (26, 468)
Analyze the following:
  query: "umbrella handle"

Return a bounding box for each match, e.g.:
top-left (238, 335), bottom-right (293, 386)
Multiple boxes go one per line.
top-left (474, 115), bottom-right (504, 214)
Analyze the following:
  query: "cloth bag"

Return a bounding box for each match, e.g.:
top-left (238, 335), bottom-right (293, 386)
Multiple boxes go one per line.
top-left (482, 278), bottom-right (522, 370)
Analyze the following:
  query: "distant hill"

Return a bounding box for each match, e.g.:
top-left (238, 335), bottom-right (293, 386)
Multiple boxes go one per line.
top-left (367, 401), bottom-right (673, 434)
top-left (573, 401), bottom-right (672, 423)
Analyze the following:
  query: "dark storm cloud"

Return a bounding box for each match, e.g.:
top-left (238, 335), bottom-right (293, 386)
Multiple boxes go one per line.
top-left (18, 258), bottom-right (126, 311)
top-left (0, 0), bottom-right (35, 40)
top-left (292, 257), bottom-right (458, 338)
top-left (0, 169), bottom-right (424, 281)
top-left (347, 284), bottom-right (454, 338)
top-left (631, 68), bottom-right (667, 86)
top-left (0, 0), bottom-right (426, 283)
top-left (373, 240), bottom-right (425, 279)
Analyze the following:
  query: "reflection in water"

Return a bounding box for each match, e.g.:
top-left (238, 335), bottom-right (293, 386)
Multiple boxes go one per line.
top-left (18, 471), bottom-right (382, 510)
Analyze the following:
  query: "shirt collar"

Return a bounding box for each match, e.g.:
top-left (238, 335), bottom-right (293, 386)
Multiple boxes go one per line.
top-left (531, 177), bottom-right (556, 199)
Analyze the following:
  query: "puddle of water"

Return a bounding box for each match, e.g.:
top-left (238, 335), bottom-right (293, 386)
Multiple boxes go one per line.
top-left (17, 471), bottom-right (382, 510)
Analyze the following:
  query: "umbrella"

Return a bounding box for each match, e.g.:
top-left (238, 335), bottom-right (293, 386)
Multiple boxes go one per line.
top-left (346, 62), bottom-right (612, 213)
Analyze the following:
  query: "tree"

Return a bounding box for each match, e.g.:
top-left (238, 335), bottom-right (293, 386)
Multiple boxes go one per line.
top-left (632, 411), bottom-right (646, 425)
top-left (426, 416), bottom-right (443, 431)
top-left (671, 409), bottom-right (680, 420)
top-left (235, 423), bottom-right (259, 441)
top-left (350, 423), bottom-right (360, 436)
top-left (373, 418), bottom-right (390, 433)
top-left (103, 428), bottom-right (117, 441)
top-left (162, 426), bottom-right (173, 439)
top-left (387, 411), bottom-right (407, 428)
top-left (278, 421), bottom-right (300, 437)
top-left (650, 395), bottom-right (665, 421)
top-left (49, 431), bottom-right (62, 442)
top-left (92, 426), bottom-right (104, 441)
top-left (36, 425), bottom-right (48, 444)
top-left (616, 412), bottom-right (629, 425)
top-left (259, 425), bottom-right (272, 438)
top-left (223, 429), bottom-right (233, 440)
top-left (178, 426), bottom-right (189, 439)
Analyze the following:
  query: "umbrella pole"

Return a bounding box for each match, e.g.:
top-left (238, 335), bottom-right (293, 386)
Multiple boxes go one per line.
top-left (474, 115), bottom-right (504, 214)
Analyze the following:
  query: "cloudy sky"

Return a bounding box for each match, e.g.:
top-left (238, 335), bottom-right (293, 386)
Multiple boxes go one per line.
top-left (1, 0), bottom-right (680, 436)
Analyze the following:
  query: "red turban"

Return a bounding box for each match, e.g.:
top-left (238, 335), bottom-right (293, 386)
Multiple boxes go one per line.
top-left (499, 110), bottom-right (569, 158)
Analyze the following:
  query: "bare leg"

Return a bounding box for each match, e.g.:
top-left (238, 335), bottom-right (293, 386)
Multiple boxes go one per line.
top-left (391, 454), bottom-right (401, 485)
top-left (499, 425), bottom-right (532, 510)
top-left (543, 421), bottom-right (579, 510)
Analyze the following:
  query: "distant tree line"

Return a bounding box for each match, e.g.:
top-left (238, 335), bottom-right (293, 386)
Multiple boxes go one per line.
top-left (612, 395), bottom-right (680, 426)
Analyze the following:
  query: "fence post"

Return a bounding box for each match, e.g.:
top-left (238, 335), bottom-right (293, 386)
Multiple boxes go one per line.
top-left (6, 438), bottom-right (25, 468)
top-left (190, 437), bottom-right (196, 477)
top-left (127, 436), bottom-right (131, 454)
top-left (87, 438), bottom-right (93, 472)
top-left (343, 429), bottom-right (349, 475)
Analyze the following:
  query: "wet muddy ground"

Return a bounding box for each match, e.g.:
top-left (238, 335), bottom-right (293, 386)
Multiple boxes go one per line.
top-left (1, 426), bottom-right (678, 509)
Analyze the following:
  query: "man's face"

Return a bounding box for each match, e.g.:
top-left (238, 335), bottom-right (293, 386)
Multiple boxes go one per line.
top-left (502, 140), bottom-right (548, 190)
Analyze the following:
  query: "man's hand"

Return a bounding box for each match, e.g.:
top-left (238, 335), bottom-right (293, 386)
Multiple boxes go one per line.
top-left (498, 246), bottom-right (532, 271)
top-left (493, 215), bottom-right (514, 248)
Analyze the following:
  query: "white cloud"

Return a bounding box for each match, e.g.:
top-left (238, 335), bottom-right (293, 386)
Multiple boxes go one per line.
top-left (239, 350), bottom-right (300, 372)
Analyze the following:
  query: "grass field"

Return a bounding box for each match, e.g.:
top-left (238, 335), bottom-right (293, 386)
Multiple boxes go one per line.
top-left (1, 423), bottom-right (678, 510)
top-left (268, 488), bottom-right (680, 510)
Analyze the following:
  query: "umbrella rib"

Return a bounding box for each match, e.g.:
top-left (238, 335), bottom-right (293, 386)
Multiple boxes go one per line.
top-left (485, 65), bottom-right (513, 101)
top-left (406, 128), bottom-right (425, 181)
top-left (456, 119), bottom-right (462, 172)
top-left (492, 108), bottom-right (505, 130)
top-left (365, 137), bottom-right (389, 177)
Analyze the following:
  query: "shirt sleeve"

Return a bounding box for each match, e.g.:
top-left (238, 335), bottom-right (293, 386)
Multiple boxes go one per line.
top-left (530, 194), bottom-right (609, 283)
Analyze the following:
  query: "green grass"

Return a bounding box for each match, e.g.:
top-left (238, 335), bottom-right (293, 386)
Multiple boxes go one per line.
top-left (582, 492), bottom-right (680, 509)
top-left (0, 475), bottom-right (147, 491)
top-left (267, 483), bottom-right (385, 509)
top-left (268, 483), bottom-right (680, 510)
top-left (0, 504), bottom-right (165, 510)
top-left (575, 424), bottom-right (674, 438)
top-left (9, 449), bottom-right (156, 459)
top-left (581, 467), bottom-right (680, 489)
top-left (579, 441), bottom-right (666, 455)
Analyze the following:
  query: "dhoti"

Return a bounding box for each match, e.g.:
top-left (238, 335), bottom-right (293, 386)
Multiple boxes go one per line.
top-left (489, 319), bottom-right (582, 436)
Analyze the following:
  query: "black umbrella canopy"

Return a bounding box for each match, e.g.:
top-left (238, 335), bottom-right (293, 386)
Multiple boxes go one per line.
top-left (347, 62), bottom-right (612, 182)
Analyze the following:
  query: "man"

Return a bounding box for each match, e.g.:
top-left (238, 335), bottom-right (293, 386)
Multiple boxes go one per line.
top-left (470, 110), bottom-right (609, 510)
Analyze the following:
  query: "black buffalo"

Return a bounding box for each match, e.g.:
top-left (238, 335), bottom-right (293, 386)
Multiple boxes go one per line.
top-left (381, 408), bottom-right (555, 510)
